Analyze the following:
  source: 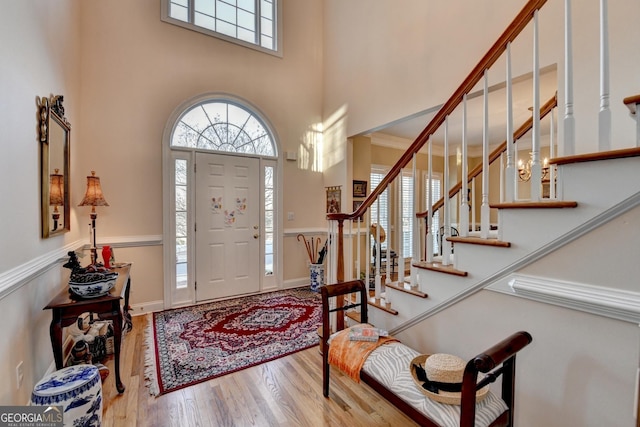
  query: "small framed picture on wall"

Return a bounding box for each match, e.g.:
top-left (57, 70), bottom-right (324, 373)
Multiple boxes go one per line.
top-left (326, 186), bottom-right (341, 213)
top-left (353, 180), bottom-right (367, 198)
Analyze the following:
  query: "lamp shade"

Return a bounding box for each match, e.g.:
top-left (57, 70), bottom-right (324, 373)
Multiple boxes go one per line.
top-left (49, 168), bottom-right (64, 206)
top-left (78, 171), bottom-right (109, 208)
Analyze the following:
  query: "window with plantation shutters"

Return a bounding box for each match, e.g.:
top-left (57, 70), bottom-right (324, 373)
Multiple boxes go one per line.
top-left (401, 172), bottom-right (413, 258)
top-left (370, 167), bottom-right (389, 253)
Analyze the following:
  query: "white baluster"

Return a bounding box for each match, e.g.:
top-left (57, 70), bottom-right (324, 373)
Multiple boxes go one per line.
top-left (327, 221), bottom-right (335, 284)
top-left (375, 198), bottom-right (381, 299)
top-left (365, 213), bottom-right (371, 291)
top-left (500, 152), bottom-right (505, 203)
top-left (530, 9), bottom-right (542, 201)
top-left (550, 108), bottom-right (556, 199)
top-left (505, 42), bottom-right (516, 202)
top-left (599, 0), bottom-right (611, 151)
top-left (471, 179), bottom-right (476, 232)
top-left (397, 169), bottom-right (404, 285)
top-left (385, 183), bottom-right (391, 285)
top-left (636, 102), bottom-right (640, 147)
top-left (564, 0), bottom-right (575, 155)
top-left (442, 116), bottom-right (452, 265)
top-left (410, 152), bottom-right (418, 286)
top-left (460, 95), bottom-right (470, 236)
top-left (426, 138), bottom-right (434, 264)
top-left (481, 70), bottom-right (490, 238)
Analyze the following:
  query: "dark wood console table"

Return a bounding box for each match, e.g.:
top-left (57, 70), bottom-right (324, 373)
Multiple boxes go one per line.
top-left (44, 263), bottom-right (132, 393)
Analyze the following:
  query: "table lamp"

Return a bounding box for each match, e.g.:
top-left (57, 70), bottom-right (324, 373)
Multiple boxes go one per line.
top-left (78, 171), bottom-right (109, 264)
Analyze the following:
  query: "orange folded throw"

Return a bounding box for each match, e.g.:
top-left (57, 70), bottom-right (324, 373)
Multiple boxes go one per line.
top-left (327, 326), bottom-right (399, 382)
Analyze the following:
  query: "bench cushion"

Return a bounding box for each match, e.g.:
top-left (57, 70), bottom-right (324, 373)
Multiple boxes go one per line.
top-left (362, 342), bottom-right (508, 427)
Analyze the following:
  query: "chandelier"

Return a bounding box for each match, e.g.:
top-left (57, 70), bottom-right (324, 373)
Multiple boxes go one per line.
top-left (518, 153), bottom-right (549, 182)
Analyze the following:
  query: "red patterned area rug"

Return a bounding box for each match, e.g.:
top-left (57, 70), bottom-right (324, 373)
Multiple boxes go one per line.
top-left (144, 287), bottom-right (321, 396)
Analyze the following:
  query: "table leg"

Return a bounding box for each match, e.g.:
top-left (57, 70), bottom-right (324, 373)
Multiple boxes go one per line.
top-left (123, 277), bottom-right (133, 333)
top-left (111, 303), bottom-right (126, 393)
top-left (49, 311), bottom-right (64, 369)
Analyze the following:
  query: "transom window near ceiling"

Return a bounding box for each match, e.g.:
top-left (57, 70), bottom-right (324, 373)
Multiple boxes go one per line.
top-left (161, 0), bottom-right (280, 55)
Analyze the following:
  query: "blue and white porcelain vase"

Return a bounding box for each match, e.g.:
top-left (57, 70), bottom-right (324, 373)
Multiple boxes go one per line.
top-left (31, 364), bottom-right (102, 427)
top-left (310, 263), bottom-right (325, 292)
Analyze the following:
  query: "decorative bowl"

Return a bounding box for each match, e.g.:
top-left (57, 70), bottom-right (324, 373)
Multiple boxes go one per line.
top-left (69, 272), bottom-right (118, 298)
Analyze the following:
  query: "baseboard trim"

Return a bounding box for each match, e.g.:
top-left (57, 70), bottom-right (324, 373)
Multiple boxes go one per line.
top-left (283, 277), bottom-right (310, 289)
top-left (130, 300), bottom-right (165, 316)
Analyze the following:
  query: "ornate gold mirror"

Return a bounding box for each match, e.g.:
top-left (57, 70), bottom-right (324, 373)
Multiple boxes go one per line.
top-left (38, 95), bottom-right (71, 238)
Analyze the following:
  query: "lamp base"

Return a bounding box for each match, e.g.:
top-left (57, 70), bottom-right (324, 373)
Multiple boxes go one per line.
top-left (90, 247), bottom-right (98, 265)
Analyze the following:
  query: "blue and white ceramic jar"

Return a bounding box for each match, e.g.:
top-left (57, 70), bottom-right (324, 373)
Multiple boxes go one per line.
top-left (31, 364), bottom-right (102, 427)
top-left (310, 263), bottom-right (325, 292)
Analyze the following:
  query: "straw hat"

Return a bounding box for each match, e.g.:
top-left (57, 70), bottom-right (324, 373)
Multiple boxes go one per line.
top-left (410, 354), bottom-right (489, 405)
top-left (370, 223), bottom-right (386, 243)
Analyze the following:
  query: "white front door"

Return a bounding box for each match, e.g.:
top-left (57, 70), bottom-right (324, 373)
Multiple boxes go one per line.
top-left (195, 152), bottom-right (260, 301)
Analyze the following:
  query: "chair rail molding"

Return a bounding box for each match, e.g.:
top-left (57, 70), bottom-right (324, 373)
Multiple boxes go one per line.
top-left (508, 273), bottom-right (640, 324)
top-left (0, 240), bottom-right (84, 300)
top-left (97, 234), bottom-right (163, 248)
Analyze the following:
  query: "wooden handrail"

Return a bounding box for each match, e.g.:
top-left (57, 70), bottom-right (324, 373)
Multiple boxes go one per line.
top-left (327, 0), bottom-right (548, 223)
top-left (417, 92), bottom-right (557, 218)
top-left (623, 94), bottom-right (640, 115)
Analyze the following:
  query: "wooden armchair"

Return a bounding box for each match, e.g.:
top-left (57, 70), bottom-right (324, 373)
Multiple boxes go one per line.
top-left (321, 280), bottom-right (533, 427)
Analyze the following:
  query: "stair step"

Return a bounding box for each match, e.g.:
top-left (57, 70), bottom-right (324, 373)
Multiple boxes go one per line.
top-left (447, 236), bottom-right (511, 248)
top-left (385, 282), bottom-right (429, 298)
top-left (551, 146), bottom-right (640, 165)
top-left (346, 311), bottom-right (361, 323)
top-left (490, 200), bottom-right (578, 209)
top-left (412, 261), bottom-right (468, 277)
top-left (344, 293), bottom-right (398, 317)
top-left (367, 297), bottom-right (399, 315)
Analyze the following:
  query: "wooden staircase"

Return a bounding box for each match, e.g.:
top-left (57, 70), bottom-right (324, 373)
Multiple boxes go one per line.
top-left (325, 0), bottom-right (640, 335)
top-left (366, 147), bottom-right (640, 332)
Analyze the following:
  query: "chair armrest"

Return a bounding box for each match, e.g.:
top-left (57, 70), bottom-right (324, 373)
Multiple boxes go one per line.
top-left (471, 331), bottom-right (533, 373)
top-left (460, 331), bottom-right (533, 427)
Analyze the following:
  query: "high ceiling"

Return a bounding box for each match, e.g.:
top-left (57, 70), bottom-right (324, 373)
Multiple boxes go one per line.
top-left (366, 67), bottom-right (558, 153)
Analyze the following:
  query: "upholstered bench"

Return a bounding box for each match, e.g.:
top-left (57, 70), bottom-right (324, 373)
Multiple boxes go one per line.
top-left (321, 280), bottom-right (532, 427)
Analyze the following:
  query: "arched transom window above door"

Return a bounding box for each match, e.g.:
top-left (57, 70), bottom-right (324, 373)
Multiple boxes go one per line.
top-left (171, 100), bottom-right (277, 157)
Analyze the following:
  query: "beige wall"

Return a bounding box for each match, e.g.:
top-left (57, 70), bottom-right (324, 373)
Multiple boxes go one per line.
top-left (0, 1), bottom-right (82, 405)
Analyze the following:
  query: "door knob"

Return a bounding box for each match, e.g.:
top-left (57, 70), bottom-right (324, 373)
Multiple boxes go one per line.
top-left (253, 234), bottom-right (259, 239)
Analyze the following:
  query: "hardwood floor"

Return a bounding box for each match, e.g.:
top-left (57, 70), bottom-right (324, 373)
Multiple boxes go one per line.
top-left (100, 315), bottom-right (418, 426)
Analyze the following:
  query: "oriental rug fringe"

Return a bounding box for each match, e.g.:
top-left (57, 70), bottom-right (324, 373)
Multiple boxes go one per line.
top-left (144, 287), bottom-right (321, 396)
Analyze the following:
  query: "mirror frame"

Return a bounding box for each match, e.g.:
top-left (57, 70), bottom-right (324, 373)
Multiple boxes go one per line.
top-left (38, 95), bottom-right (71, 238)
